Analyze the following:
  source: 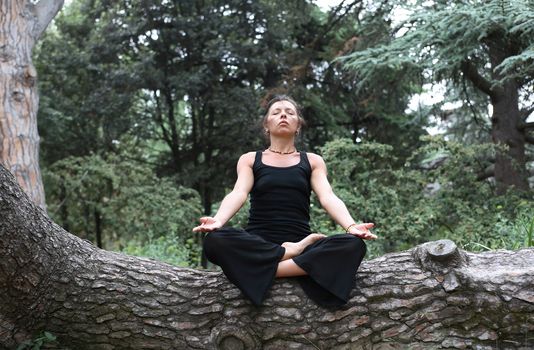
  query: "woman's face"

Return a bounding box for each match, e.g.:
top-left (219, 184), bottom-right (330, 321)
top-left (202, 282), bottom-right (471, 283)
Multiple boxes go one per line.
top-left (265, 100), bottom-right (300, 137)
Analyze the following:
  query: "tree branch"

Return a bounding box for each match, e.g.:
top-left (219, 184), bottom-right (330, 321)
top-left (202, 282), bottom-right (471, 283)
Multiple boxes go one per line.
top-left (153, 90), bottom-right (172, 146)
top-left (319, 0), bottom-right (362, 43)
top-left (518, 122), bottom-right (534, 131)
top-left (460, 60), bottom-right (496, 98)
top-left (461, 75), bottom-right (492, 133)
top-left (33, 0), bottom-right (64, 39)
top-left (520, 106), bottom-right (534, 121)
top-left (526, 135), bottom-right (534, 145)
top-left (295, 0), bottom-right (364, 82)
top-left (1, 164), bottom-right (534, 349)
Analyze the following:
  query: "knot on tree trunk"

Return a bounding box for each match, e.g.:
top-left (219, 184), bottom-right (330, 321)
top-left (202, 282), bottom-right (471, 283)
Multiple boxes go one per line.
top-left (21, 65), bottom-right (37, 87)
top-left (412, 239), bottom-right (468, 293)
top-left (413, 239), bottom-right (467, 274)
top-left (211, 325), bottom-right (260, 350)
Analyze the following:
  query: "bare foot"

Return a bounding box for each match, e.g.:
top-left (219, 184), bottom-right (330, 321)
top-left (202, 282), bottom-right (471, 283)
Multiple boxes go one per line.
top-left (281, 233), bottom-right (326, 260)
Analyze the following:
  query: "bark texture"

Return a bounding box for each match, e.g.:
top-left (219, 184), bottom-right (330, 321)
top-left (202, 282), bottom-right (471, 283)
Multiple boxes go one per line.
top-left (0, 164), bottom-right (533, 350)
top-left (487, 37), bottom-right (529, 194)
top-left (0, 0), bottom-right (63, 210)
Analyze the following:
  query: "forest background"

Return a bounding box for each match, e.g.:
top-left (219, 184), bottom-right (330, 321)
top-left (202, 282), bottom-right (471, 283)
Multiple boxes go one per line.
top-left (34, 0), bottom-right (534, 268)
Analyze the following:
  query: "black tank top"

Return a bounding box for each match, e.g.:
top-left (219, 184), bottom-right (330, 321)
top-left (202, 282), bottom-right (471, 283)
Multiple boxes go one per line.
top-left (246, 151), bottom-right (312, 244)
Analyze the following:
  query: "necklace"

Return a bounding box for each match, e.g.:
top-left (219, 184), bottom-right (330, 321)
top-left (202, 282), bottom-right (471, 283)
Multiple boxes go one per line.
top-left (268, 147), bottom-right (297, 155)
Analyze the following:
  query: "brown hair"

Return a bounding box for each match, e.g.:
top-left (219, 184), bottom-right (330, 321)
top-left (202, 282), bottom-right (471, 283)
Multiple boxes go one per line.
top-left (261, 94), bottom-right (306, 129)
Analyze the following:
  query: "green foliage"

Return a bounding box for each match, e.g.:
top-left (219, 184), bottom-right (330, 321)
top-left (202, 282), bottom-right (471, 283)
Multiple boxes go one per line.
top-left (43, 146), bottom-right (203, 265)
top-left (104, 174), bottom-right (201, 248)
top-left (341, 0), bottom-right (534, 88)
top-left (466, 203), bottom-right (534, 251)
top-left (526, 215), bottom-right (534, 247)
top-left (16, 331), bottom-right (56, 350)
top-left (35, 1), bottom-right (139, 166)
top-left (35, 0), bottom-right (429, 216)
top-left (122, 235), bottom-right (192, 267)
top-left (464, 202), bottom-right (534, 251)
top-left (34, 0), bottom-right (533, 262)
top-left (339, 0), bottom-right (533, 187)
top-left (315, 138), bottom-right (533, 257)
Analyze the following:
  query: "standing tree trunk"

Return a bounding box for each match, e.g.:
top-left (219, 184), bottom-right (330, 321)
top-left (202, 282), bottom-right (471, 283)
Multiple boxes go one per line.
top-left (1, 163), bottom-right (533, 350)
top-left (0, 0), bottom-right (64, 209)
top-left (488, 37), bottom-right (528, 194)
top-left (490, 78), bottom-right (528, 194)
top-left (461, 35), bottom-right (529, 194)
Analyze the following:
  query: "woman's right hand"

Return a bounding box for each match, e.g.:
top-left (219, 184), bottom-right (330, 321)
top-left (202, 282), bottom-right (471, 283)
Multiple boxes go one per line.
top-left (347, 223), bottom-right (377, 240)
top-left (192, 216), bottom-right (223, 233)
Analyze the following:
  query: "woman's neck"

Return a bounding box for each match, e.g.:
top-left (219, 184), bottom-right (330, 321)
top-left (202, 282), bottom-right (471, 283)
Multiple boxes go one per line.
top-left (268, 137), bottom-right (296, 154)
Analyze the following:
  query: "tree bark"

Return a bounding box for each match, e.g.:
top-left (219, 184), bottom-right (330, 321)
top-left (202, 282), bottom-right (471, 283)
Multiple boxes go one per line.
top-left (490, 77), bottom-right (528, 194)
top-left (0, 164), bottom-right (533, 350)
top-left (0, 0), bottom-right (63, 210)
top-left (486, 34), bottom-right (529, 194)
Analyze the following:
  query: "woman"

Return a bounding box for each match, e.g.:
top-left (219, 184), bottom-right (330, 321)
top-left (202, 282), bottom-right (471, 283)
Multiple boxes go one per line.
top-left (193, 95), bottom-right (376, 308)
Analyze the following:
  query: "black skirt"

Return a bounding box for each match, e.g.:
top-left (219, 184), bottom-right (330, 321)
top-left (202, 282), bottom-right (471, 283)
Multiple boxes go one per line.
top-left (203, 227), bottom-right (366, 307)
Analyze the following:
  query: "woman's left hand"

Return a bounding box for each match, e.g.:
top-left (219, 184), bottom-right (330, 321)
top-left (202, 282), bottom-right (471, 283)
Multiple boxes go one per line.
top-left (192, 216), bottom-right (223, 233)
top-left (347, 223), bottom-right (377, 240)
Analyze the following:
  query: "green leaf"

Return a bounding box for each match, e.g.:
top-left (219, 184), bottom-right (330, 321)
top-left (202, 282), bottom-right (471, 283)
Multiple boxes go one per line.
top-left (43, 331), bottom-right (56, 341)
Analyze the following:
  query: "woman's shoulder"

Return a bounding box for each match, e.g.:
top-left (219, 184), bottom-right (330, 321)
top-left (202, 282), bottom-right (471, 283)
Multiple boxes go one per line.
top-left (305, 152), bottom-right (325, 163)
top-left (237, 151), bottom-right (257, 167)
top-left (305, 152), bottom-right (326, 170)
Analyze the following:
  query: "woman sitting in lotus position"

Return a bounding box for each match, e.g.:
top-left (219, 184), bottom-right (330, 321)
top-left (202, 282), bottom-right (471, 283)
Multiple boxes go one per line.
top-left (193, 95), bottom-right (376, 307)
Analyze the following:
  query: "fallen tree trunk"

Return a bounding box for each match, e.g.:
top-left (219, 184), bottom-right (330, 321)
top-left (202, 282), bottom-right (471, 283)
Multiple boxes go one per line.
top-left (0, 164), bottom-right (533, 350)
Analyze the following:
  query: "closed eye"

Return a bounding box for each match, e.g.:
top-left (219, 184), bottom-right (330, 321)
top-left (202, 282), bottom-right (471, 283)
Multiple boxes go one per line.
top-left (271, 108), bottom-right (296, 115)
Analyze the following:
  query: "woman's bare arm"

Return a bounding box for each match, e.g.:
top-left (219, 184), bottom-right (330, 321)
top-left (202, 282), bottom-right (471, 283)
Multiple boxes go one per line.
top-left (309, 153), bottom-right (376, 240)
top-left (193, 152), bottom-right (255, 232)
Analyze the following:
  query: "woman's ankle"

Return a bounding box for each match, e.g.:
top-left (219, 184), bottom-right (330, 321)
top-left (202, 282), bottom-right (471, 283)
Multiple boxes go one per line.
top-left (276, 259), bottom-right (307, 278)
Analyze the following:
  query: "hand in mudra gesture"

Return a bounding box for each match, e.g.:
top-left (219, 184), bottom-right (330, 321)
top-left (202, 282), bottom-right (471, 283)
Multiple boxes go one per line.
top-left (347, 223), bottom-right (377, 240)
top-left (192, 216), bottom-right (223, 233)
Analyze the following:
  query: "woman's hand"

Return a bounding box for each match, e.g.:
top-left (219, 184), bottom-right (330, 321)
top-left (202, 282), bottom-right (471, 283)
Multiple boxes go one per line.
top-left (347, 223), bottom-right (377, 240)
top-left (192, 216), bottom-right (223, 233)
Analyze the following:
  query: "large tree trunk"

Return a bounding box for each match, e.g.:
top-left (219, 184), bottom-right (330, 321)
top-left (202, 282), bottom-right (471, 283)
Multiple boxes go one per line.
top-left (488, 39), bottom-right (529, 194)
top-left (0, 0), bottom-right (64, 209)
top-left (491, 79), bottom-right (528, 194)
top-left (461, 35), bottom-right (530, 194)
top-left (0, 164), bottom-right (533, 350)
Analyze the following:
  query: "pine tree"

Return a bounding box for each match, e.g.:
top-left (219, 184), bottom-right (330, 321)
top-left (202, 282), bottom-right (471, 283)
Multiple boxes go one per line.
top-left (341, 0), bottom-right (534, 194)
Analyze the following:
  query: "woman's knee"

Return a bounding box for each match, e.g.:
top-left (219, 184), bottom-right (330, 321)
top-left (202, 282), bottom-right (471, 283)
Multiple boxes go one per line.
top-left (202, 228), bottom-right (235, 257)
top-left (343, 234), bottom-right (367, 255)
